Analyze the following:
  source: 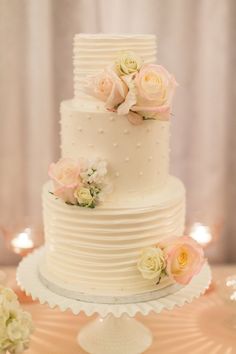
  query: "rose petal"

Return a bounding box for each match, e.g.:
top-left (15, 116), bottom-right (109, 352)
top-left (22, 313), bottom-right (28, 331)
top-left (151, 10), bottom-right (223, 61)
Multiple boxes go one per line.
top-left (127, 112), bottom-right (143, 125)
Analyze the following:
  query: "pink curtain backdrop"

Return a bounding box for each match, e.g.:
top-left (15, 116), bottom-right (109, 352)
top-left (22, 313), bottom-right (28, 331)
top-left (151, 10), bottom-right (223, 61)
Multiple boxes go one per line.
top-left (0, 0), bottom-right (235, 264)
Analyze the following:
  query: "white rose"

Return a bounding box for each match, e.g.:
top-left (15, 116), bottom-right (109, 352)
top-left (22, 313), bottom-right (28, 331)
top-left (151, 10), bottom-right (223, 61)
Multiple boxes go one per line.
top-left (7, 320), bottom-right (22, 341)
top-left (116, 51), bottom-right (143, 76)
top-left (74, 187), bottom-right (94, 207)
top-left (19, 312), bottom-right (34, 339)
top-left (138, 247), bottom-right (166, 280)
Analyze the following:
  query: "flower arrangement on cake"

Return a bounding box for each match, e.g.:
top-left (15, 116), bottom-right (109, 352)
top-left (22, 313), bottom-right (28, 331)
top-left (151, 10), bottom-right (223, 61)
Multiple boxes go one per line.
top-left (0, 287), bottom-right (34, 354)
top-left (49, 157), bottom-right (111, 208)
top-left (138, 236), bottom-right (205, 285)
top-left (84, 51), bottom-right (177, 124)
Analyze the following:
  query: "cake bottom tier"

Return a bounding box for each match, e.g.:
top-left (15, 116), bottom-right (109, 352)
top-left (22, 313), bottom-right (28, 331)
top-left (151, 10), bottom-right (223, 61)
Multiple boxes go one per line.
top-left (41, 176), bottom-right (185, 297)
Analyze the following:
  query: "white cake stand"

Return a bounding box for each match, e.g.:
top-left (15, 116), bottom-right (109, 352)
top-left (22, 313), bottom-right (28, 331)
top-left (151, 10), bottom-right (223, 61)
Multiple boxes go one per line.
top-left (16, 248), bottom-right (211, 354)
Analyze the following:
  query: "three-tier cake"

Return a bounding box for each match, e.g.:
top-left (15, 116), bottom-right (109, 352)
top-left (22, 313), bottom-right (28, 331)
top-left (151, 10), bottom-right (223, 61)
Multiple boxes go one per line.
top-left (39, 34), bottom-right (204, 301)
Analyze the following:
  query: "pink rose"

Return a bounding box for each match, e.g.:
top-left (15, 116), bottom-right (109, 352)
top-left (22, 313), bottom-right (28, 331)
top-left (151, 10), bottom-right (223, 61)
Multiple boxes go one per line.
top-left (48, 158), bottom-right (81, 204)
top-left (132, 64), bottom-right (177, 120)
top-left (163, 236), bottom-right (205, 285)
top-left (85, 68), bottom-right (128, 110)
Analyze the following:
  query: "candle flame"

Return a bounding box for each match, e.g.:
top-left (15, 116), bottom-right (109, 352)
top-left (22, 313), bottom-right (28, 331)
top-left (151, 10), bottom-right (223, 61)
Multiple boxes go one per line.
top-left (190, 222), bottom-right (212, 246)
top-left (11, 228), bottom-right (34, 249)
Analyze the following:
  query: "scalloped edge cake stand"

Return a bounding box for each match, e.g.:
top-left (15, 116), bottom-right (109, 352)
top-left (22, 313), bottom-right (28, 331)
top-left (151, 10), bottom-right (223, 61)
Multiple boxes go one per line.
top-left (16, 248), bottom-right (211, 354)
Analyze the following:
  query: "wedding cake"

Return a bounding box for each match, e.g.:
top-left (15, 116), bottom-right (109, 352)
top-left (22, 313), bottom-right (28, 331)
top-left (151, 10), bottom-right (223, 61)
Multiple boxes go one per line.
top-left (40, 34), bottom-right (204, 301)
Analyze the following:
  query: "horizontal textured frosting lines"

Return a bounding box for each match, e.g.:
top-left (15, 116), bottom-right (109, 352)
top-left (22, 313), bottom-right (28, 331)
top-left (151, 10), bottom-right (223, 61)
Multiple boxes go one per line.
top-left (74, 35), bottom-right (156, 46)
top-left (48, 250), bottom-right (135, 268)
top-left (73, 34), bottom-right (157, 98)
top-left (44, 263), bottom-right (174, 293)
top-left (43, 191), bottom-right (185, 245)
top-left (73, 35), bottom-right (157, 50)
top-left (44, 209), bottom-right (183, 227)
top-left (48, 262), bottom-right (153, 283)
top-left (48, 247), bottom-right (142, 267)
top-left (46, 222), bottom-right (184, 243)
top-left (44, 204), bottom-right (184, 236)
top-left (47, 227), bottom-right (183, 251)
top-left (48, 256), bottom-right (136, 276)
top-left (42, 177), bottom-right (185, 295)
top-left (45, 219), bottom-right (184, 243)
top-left (43, 185), bottom-right (185, 294)
top-left (73, 54), bottom-right (155, 70)
top-left (48, 244), bottom-right (141, 262)
top-left (46, 251), bottom-right (173, 292)
top-left (46, 269), bottom-right (162, 291)
top-left (47, 226), bottom-right (183, 256)
top-left (73, 49), bottom-right (156, 58)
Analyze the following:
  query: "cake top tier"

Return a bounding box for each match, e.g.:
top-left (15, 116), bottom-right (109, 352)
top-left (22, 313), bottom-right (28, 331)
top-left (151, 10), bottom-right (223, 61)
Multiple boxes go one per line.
top-left (73, 33), bottom-right (157, 98)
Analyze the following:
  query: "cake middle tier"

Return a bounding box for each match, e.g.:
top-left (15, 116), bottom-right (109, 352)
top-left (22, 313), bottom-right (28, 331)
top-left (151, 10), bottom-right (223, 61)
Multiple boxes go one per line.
top-left (42, 176), bottom-right (185, 296)
top-left (61, 99), bottom-right (170, 207)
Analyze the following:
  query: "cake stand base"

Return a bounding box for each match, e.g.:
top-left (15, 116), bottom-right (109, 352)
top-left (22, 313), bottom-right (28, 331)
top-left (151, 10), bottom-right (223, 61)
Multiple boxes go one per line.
top-left (78, 314), bottom-right (152, 354)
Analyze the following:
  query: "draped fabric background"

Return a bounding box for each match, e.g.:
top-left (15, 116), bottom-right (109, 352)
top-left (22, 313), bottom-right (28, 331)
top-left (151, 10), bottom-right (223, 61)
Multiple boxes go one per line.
top-left (0, 0), bottom-right (235, 264)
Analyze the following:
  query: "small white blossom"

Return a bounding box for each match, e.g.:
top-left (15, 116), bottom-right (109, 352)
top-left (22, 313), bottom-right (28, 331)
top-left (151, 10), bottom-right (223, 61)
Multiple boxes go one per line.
top-left (80, 158), bottom-right (108, 185)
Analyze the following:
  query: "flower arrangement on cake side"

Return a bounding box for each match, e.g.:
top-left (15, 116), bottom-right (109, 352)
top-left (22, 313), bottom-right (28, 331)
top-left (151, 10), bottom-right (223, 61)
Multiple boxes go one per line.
top-left (84, 51), bottom-right (177, 125)
top-left (49, 157), bottom-right (111, 208)
top-left (138, 236), bottom-right (205, 285)
top-left (0, 287), bottom-right (34, 354)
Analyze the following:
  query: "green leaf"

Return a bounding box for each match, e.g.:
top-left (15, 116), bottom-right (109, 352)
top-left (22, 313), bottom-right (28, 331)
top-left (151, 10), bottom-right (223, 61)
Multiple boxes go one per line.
top-left (143, 116), bottom-right (156, 121)
top-left (65, 201), bottom-right (74, 206)
top-left (156, 276), bottom-right (161, 285)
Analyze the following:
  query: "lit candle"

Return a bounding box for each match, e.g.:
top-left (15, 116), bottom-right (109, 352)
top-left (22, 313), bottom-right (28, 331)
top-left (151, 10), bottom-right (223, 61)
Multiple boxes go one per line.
top-left (190, 222), bottom-right (212, 247)
top-left (11, 228), bottom-right (34, 255)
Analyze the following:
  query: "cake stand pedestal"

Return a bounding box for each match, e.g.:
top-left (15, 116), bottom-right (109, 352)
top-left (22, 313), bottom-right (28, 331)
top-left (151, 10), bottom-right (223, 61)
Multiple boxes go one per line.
top-left (16, 248), bottom-right (211, 354)
top-left (78, 314), bottom-right (152, 354)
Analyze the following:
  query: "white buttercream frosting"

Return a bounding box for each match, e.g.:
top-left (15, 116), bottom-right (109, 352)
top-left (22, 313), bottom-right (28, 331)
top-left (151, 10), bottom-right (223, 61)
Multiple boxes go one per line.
top-left (60, 99), bottom-right (170, 207)
top-left (42, 33), bottom-right (187, 298)
top-left (42, 177), bottom-right (185, 296)
top-left (73, 33), bottom-right (157, 98)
